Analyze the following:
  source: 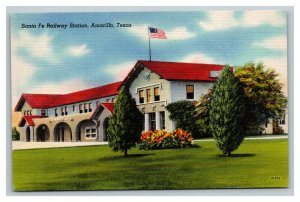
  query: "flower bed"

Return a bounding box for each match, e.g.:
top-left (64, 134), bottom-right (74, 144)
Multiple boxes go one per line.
top-left (139, 129), bottom-right (193, 150)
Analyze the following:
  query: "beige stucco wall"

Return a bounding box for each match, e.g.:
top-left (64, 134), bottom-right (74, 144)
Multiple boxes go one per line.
top-left (97, 109), bottom-right (112, 142)
top-left (128, 67), bottom-right (173, 131)
top-left (32, 112), bottom-right (93, 142)
top-left (77, 120), bottom-right (97, 142)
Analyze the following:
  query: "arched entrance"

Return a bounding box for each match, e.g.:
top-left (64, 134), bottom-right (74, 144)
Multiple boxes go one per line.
top-left (75, 120), bottom-right (97, 142)
top-left (36, 124), bottom-right (50, 142)
top-left (103, 118), bottom-right (110, 142)
top-left (54, 122), bottom-right (72, 142)
top-left (26, 126), bottom-right (31, 142)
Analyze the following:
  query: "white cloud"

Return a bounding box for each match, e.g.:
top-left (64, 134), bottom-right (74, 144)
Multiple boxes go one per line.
top-left (199, 11), bottom-right (240, 32)
top-left (28, 78), bottom-right (92, 95)
top-left (12, 30), bottom-right (57, 62)
top-left (11, 55), bottom-right (37, 89)
top-left (242, 10), bottom-right (285, 27)
top-left (127, 24), bottom-right (149, 40)
top-left (180, 53), bottom-right (218, 64)
top-left (253, 35), bottom-right (287, 51)
top-left (104, 61), bottom-right (136, 81)
top-left (166, 27), bottom-right (196, 40)
top-left (199, 10), bottom-right (285, 32)
top-left (128, 25), bottom-right (195, 41)
top-left (68, 44), bottom-right (90, 57)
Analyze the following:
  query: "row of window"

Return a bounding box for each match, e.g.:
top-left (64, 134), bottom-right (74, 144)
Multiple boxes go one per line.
top-left (85, 127), bottom-right (97, 139)
top-left (53, 98), bottom-right (116, 117)
top-left (23, 110), bottom-right (32, 115)
top-left (139, 87), bottom-right (160, 104)
top-left (138, 85), bottom-right (195, 104)
top-left (24, 110), bottom-right (46, 116)
top-left (148, 111), bottom-right (166, 131)
top-left (54, 102), bottom-right (92, 117)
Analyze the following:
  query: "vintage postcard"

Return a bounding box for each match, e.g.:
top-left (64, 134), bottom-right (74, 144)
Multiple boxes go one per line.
top-left (10, 8), bottom-right (289, 191)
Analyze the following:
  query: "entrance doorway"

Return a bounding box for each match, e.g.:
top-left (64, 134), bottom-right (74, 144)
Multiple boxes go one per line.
top-left (26, 126), bottom-right (31, 142)
top-left (54, 122), bottom-right (72, 142)
top-left (36, 125), bottom-right (50, 142)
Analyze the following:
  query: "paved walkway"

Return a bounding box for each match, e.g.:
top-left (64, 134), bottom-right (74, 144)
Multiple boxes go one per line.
top-left (193, 135), bottom-right (288, 142)
top-left (12, 141), bottom-right (108, 150)
top-left (12, 135), bottom-right (288, 150)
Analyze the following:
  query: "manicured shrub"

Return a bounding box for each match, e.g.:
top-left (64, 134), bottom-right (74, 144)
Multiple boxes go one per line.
top-left (209, 65), bottom-right (247, 156)
top-left (166, 100), bottom-right (204, 138)
top-left (139, 129), bottom-right (193, 150)
top-left (107, 86), bottom-right (144, 157)
top-left (12, 127), bottom-right (20, 141)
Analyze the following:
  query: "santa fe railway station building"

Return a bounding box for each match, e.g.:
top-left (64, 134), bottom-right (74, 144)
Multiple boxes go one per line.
top-left (14, 60), bottom-right (288, 142)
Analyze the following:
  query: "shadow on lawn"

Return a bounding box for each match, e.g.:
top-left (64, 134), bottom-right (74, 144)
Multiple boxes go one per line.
top-left (98, 153), bottom-right (155, 161)
top-left (216, 153), bottom-right (256, 158)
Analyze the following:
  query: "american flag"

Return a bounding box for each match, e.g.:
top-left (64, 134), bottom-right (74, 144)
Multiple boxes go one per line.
top-left (149, 27), bottom-right (167, 39)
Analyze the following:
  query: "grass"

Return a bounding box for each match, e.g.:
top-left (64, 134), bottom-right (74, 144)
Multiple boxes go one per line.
top-left (12, 138), bottom-right (288, 191)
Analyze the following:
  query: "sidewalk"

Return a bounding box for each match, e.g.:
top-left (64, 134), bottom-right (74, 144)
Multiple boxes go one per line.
top-left (193, 134), bottom-right (288, 142)
top-left (12, 141), bottom-right (108, 150)
top-left (12, 135), bottom-right (288, 150)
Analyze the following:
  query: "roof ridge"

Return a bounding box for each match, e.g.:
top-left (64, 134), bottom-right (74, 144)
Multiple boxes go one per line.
top-left (65, 81), bottom-right (122, 95)
top-left (138, 60), bottom-right (224, 66)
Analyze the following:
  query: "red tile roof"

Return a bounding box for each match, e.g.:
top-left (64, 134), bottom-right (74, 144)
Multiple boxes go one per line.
top-left (138, 60), bottom-right (224, 81)
top-left (89, 102), bottom-right (114, 120)
top-left (18, 115), bottom-right (48, 127)
top-left (15, 81), bottom-right (122, 111)
top-left (15, 60), bottom-right (225, 111)
top-left (101, 102), bottom-right (114, 113)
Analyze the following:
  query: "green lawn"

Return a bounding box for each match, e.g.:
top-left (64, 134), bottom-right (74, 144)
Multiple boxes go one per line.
top-left (12, 138), bottom-right (288, 191)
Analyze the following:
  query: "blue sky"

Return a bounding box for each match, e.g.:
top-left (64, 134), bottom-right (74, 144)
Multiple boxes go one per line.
top-left (11, 10), bottom-right (287, 108)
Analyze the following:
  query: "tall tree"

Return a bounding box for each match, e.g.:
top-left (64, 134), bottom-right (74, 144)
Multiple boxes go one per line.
top-left (12, 127), bottom-right (20, 141)
top-left (107, 86), bottom-right (144, 157)
top-left (194, 91), bottom-right (213, 138)
top-left (235, 63), bottom-right (287, 135)
top-left (209, 65), bottom-right (247, 156)
top-left (166, 100), bottom-right (201, 138)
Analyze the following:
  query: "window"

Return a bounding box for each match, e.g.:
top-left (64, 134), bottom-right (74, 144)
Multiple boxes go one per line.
top-left (55, 108), bottom-right (58, 117)
top-left (85, 127), bottom-right (97, 139)
top-left (154, 87), bottom-right (160, 101)
top-left (73, 105), bottom-right (75, 112)
top-left (96, 101), bottom-right (99, 106)
top-left (79, 104), bottom-right (83, 113)
top-left (107, 99), bottom-right (110, 102)
top-left (146, 89), bottom-right (151, 102)
top-left (84, 103), bottom-right (88, 113)
top-left (186, 85), bottom-right (194, 99)
top-left (139, 90), bottom-right (144, 104)
top-left (279, 114), bottom-right (286, 125)
top-left (65, 107), bottom-right (68, 115)
top-left (61, 107), bottom-right (64, 116)
top-left (24, 111), bottom-right (26, 115)
top-left (160, 111), bottom-right (165, 129)
top-left (29, 110), bottom-right (32, 115)
top-left (41, 110), bottom-right (46, 116)
top-left (89, 103), bottom-right (92, 112)
top-left (112, 98), bottom-right (115, 102)
top-left (149, 113), bottom-right (156, 131)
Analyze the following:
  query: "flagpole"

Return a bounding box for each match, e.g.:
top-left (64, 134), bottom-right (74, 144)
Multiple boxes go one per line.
top-left (148, 26), bottom-right (152, 61)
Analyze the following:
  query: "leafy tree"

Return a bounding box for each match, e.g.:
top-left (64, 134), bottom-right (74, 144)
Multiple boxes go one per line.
top-left (12, 127), bottom-right (20, 141)
top-left (166, 100), bottom-right (203, 138)
top-left (107, 86), bottom-right (144, 157)
top-left (209, 65), bottom-right (247, 156)
top-left (194, 91), bottom-right (213, 138)
top-left (235, 63), bottom-right (287, 135)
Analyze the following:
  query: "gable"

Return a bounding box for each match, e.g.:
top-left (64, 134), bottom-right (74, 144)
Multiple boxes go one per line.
top-left (120, 60), bottom-right (224, 89)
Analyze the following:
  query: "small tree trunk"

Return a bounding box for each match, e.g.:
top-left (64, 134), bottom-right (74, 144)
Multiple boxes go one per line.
top-left (123, 149), bottom-right (128, 157)
top-left (226, 151), bottom-right (231, 157)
